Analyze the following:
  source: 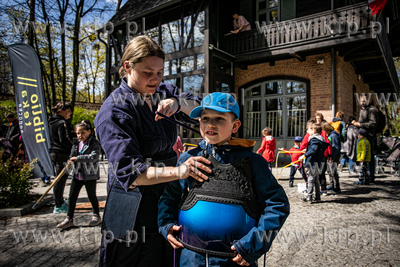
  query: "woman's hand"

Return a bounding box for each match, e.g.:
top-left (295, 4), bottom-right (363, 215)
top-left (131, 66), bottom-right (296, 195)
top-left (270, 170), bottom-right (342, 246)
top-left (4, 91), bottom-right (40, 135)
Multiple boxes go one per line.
top-left (177, 156), bottom-right (212, 182)
top-left (231, 246), bottom-right (250, 266)
top-left (166, 225), bottom-right (184, 249)
top-left (68, 157), bottom-right (77, 164)
top-left (155, 98), bottom-right (179, 121)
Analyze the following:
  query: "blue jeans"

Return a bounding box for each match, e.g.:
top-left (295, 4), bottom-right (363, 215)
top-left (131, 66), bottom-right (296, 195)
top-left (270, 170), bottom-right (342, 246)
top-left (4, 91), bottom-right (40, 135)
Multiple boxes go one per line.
top-left (340, 154), bottom-right (355, 172)
top-left (289, 165), bottom-right (308, 183)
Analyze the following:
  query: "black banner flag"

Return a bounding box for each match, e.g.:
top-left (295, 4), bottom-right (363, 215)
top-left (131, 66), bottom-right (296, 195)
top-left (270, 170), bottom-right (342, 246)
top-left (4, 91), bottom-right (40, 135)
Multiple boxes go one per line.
top-left (7, 43), bottom-right (54, 178)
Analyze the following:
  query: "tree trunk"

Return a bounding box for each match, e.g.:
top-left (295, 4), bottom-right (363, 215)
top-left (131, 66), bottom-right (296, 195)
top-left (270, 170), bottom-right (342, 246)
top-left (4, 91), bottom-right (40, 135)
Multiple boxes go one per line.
top-left (57, 0), bottom-right (69, 103)
top-left (70, 0), bottom-right (98, 110)
top-left (71, 0), bottom-right (84, 111)
top-left (33, 31), bottom-right (51, 113)
top-left (40, 0), bottom-right (56, 106)
top-left (28, 0), bottom-right (36, 47)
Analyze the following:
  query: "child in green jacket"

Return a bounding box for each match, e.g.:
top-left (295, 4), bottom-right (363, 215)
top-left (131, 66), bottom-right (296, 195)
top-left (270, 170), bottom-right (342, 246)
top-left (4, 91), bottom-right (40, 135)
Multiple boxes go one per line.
top-left (356, 129), bottom-right (371, 185)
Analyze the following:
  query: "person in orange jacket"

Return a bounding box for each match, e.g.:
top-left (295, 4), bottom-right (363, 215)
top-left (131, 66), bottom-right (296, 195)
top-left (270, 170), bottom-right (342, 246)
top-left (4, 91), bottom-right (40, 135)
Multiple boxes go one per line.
top-left (257, 127), bottom-right (276, 170)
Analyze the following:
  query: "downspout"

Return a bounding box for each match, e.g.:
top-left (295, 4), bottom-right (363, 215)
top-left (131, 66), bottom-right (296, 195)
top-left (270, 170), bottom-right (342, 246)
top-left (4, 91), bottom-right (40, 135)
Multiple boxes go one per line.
top-left (331, 47), bottom-right (336, 118)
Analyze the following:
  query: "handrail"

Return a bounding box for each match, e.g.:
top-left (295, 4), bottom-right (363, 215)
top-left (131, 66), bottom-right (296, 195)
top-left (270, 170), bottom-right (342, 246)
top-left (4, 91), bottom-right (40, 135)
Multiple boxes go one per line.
top-left (221, 2), bottom-right (372, 55)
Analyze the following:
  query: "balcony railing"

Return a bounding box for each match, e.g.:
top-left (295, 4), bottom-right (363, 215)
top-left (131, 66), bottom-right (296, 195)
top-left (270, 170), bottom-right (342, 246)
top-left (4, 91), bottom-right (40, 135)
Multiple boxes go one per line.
top-left (221, 2), bottom-right (373, 55)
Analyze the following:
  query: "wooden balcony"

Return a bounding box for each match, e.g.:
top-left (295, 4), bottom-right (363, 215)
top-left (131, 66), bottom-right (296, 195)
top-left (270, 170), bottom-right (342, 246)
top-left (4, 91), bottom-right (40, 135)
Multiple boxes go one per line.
top-left (219, 2), bottom-right (399, 93)
top-left (221, 3), bottom-right (373, 57)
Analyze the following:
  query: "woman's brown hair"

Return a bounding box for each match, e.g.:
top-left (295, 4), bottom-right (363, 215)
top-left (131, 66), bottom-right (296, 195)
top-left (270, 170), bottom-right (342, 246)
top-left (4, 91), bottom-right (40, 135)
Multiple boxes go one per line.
top-left (51, 102), bottom-right (72, 115)
top-left (119, 36), bottom-right (165, 79)
top-left (314, 112), bottom-right (325, 122)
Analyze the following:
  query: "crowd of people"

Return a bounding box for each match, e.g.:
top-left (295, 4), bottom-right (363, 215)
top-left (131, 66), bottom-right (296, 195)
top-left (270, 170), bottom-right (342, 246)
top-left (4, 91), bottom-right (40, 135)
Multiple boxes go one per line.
top-left (261, 97), bottom-right (384, 203)
top-left (1, 30), bottom-right (391, 266)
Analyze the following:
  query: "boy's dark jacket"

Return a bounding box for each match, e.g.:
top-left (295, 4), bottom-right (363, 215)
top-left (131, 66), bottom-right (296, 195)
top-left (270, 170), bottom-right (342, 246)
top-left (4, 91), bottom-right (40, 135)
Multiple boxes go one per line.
top-left (158, 139), bottom-right (290, 265)
top-left (49, 115), bottom-right (73, 154)
top-left (328, 131), bottom-right (341, 159)
top-left (304, 134), bottom-right (329, 168)
top-left (69, 137), bottom-right (100, 181)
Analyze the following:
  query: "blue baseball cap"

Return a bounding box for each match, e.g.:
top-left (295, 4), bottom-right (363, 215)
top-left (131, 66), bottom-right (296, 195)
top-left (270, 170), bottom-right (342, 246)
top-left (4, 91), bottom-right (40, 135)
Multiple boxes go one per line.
top-left (294, 136), bottom-right (303, 142)
top-left (190, 92), bottom-right (240, 119)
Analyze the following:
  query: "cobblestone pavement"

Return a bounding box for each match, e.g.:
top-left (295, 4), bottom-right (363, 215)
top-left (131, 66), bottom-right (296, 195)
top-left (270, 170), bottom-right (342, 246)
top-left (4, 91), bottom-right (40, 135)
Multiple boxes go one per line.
top-left (0, 162), bottom-right (399, 267)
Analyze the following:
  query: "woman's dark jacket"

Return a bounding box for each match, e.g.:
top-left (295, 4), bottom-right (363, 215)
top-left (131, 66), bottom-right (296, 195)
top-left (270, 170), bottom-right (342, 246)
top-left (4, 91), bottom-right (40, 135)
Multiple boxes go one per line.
top-left (49, 115), bottom-right (73, 155)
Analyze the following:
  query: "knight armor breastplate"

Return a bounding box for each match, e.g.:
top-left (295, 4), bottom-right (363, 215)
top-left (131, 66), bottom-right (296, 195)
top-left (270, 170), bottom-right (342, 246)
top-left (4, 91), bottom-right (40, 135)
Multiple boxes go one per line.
top-left (178, 151), bottom-right (263, 257)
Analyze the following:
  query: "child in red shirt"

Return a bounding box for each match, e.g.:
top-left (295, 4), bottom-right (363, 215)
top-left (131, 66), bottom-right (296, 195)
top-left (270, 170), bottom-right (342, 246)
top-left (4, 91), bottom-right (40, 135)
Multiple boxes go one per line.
top-left (279, 136), bottom-right (307, 187)
top-left (257, 127), bottom-right (276, 170)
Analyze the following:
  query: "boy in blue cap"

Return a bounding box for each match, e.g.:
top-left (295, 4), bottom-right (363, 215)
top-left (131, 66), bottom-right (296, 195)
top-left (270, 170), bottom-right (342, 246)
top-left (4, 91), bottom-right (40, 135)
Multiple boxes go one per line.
top-left (279, 136), bottom-right (307, 187)
top-left (158, 92), bottom-right (290, 266)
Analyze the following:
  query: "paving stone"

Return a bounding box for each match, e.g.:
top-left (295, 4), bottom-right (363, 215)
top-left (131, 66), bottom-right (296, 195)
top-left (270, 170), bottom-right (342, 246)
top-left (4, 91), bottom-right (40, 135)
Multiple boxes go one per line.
top-left (1, 162), bottom-right (399, 266)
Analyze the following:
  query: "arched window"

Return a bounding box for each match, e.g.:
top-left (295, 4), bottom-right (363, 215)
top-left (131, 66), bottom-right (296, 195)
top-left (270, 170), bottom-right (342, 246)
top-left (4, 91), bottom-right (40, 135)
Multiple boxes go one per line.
top-left (243, 78), bottom-right (308, 144)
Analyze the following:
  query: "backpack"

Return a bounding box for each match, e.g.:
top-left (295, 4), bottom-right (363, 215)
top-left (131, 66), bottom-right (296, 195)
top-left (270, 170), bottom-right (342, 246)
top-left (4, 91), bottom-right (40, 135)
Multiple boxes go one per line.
top-left (329, 121), bottom-right (343, 134)
top-left (376, 109), bottom-right (386, 134)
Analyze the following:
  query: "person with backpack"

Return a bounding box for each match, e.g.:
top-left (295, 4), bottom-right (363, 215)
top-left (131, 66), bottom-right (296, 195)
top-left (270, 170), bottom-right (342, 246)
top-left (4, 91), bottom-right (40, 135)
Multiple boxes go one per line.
top-left (351, 97), bottom-right (380, 183)
top-left (339, 116), bottom-right (358, 174)
top-left (330, 111), bottom-right (347, 143)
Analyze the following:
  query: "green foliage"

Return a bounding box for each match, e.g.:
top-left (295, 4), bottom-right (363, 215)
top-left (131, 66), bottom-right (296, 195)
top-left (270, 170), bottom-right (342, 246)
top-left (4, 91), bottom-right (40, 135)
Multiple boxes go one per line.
top-left (71, 106), bottom-right (98, 129)
top-left (0, 151), bottom-right (34, 208)
top-left (0, 100), bottom-right (17, 123)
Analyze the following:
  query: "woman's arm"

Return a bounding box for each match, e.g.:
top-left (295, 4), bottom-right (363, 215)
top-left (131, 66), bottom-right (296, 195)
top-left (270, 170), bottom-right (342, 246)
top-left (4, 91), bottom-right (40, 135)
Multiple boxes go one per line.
top-left (134, 155), bottom-right (211, 186)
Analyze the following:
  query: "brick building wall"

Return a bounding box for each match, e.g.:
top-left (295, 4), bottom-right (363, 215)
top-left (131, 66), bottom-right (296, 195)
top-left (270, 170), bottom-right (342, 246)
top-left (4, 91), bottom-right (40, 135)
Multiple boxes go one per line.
top-left (235, 53), bottom-right (372, 122)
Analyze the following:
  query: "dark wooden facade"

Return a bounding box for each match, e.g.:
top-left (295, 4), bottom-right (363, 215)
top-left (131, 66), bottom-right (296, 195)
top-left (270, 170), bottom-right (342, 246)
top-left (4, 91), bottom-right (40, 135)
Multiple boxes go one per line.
top-left (101, 0), bottom-right (400, 143)
top-left (102, 0), bottom-right (400, 95)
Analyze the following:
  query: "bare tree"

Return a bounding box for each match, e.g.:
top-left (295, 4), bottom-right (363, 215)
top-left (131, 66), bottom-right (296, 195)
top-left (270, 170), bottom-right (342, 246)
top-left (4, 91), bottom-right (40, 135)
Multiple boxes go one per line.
top-left (70, 0), bottom-right (98, 110)
top-left (27, 0), bottom-right (35, 47)
top-left (56, 0), bottom-right (69, 102)
top-left (38, 0), bottom-right (56, 106)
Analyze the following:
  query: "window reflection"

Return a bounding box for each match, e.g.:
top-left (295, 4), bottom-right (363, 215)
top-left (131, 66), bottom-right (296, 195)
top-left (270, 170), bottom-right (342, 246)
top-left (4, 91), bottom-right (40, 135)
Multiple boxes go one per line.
top-left (183, 74), bottom-right (203, 94)
top-left (265, 98), bottom-right (283, 137)
top-left (163, 79), bottom-right (177, 86)
top-left (287, 96), bottom-right (307, 137)
top-left (181, 56), bottom-right (195, 73)
top-left (270, 10), bottom-right (278, 23)
top-left (171, 59), bottom-right (181, 75)
top-left (269, 0), bottom-right (278, 7)
top-left (287, 81), bottom-right (306, 93)
top-left (265, 81), bottom-right (283, 94)
top-left (215, 81), bottom-right (230, 93)
top-left (194, 11), bottom-right (205, 47)
top-left (162, 20), bottom-right (180, 53)
top-left (257, 0), bottom-right (279, 24)
top-left (244, 100), bottom-right (262, 138)
top-left (197, 54), bottom-right (205, 69)
top-left (245, 85), bottom-right (261, 97)
top-left (164, 61), bottom-right (170, 76)
top-left (243, 79), bottom-right (307, 139)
